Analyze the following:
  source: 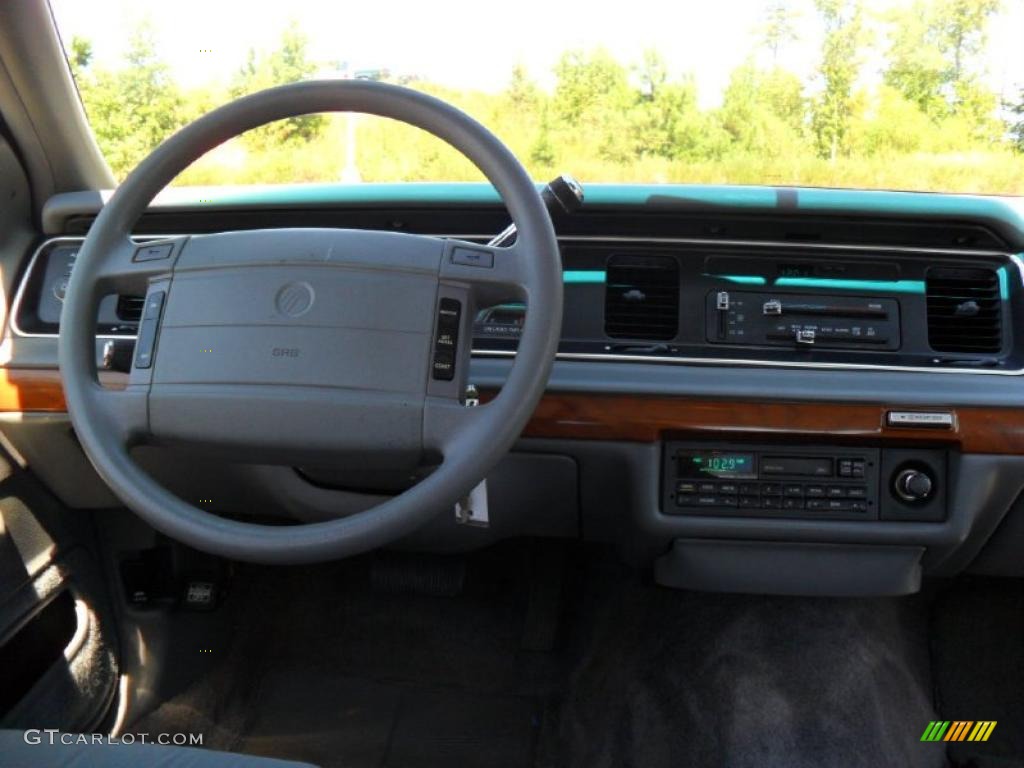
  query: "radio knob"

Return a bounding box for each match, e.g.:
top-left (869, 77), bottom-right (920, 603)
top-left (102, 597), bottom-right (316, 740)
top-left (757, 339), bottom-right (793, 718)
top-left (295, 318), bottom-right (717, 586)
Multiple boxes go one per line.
top-left (894, 469), bottom-right (933, 502)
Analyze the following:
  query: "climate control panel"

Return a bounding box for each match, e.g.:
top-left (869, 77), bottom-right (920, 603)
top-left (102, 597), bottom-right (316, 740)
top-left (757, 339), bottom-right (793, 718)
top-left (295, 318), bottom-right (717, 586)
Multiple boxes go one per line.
top-left (705, 290), bottom-right (901, 350)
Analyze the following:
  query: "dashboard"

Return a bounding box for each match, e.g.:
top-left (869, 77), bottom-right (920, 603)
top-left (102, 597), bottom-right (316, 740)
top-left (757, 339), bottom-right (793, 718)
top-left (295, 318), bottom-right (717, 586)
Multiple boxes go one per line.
top-left (3, 183), bottom-right (1024, 596)
top-left (12, 232), bottom-right (1023, 375)
top-left (473, 238), bottom-right (1019, 374)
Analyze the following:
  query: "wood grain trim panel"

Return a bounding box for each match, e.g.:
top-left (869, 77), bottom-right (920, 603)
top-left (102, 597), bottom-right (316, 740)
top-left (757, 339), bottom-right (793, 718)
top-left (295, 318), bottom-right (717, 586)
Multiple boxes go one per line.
top-left (489, 391), bottom-right (1024, 454)
top-left (0, 369), bottom-right (127, 413)
top-left (3, 371), bottom-right (1023, 455)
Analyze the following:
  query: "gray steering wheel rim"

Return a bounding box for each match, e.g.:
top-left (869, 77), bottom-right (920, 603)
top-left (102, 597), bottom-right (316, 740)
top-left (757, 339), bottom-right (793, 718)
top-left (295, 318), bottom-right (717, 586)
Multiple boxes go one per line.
top-left (58, 80), bottom-right (562, 564)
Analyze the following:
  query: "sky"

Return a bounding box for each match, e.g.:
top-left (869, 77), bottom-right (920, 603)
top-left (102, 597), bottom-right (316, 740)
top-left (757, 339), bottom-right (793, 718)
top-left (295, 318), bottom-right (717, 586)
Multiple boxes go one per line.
top-left (50, 0), bottom-right (1024, 109)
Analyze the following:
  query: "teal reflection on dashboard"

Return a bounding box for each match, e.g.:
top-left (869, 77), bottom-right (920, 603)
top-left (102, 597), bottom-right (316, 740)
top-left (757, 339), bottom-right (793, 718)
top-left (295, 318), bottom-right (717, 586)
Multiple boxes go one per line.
top-left (705, 273), bottom-right (926, 294)
top-left (563, 270), bottom-right (606, 284)
top-left (704, 274), bottom-right (768, 285)
top-left (774, 277), bottom-right (926, 294)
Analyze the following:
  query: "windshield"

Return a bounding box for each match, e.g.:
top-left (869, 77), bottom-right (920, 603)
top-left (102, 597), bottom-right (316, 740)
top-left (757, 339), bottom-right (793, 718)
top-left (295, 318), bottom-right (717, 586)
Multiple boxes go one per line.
top-left (51, 0), bottom-right (1024, 194)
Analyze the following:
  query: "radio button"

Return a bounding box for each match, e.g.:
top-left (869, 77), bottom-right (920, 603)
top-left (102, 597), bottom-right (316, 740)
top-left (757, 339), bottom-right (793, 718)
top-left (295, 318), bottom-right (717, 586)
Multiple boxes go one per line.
top-left (739, 483), bottom-right (760, 495)
top-left (696, 495), bottom-right (719, 507)
top-left (783, 484), bottom-right (803, 497)
top-left (806, 499), bottom-right (867, 512)
top-left (717, 495), bottom-right (738, 508)
top-left (738, 495), bottom-right (759, 509)
top-left (676, 494), bottom-right (697, 507)
top-left (805, 485), bottom-right (826, 497)
top-left (761, 497), bottom-right (782, 509)
top-left (846, 486), bottom-right (867, 498)
top-left (676, 482), bottom-right (698, 494)
top-left (718, 483), bottom-right (739, 495)
top-left (782, 498), bottom-right (804, 510)
top-left (698, 483), bottom-right (717, 494)
top-left (760, 483), bottom-right (782, 496)
top-left (826, 486), bottom-right (846, 498)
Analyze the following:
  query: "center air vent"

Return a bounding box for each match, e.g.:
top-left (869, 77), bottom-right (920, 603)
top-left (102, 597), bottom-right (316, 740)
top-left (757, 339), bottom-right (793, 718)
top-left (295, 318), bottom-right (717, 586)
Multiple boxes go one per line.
top-left (604, 254), bottom-right (680, 340)
top-left (116, 295), bottom-right (145, 323)
top-left (926, 267), bottom-right (1002, 354)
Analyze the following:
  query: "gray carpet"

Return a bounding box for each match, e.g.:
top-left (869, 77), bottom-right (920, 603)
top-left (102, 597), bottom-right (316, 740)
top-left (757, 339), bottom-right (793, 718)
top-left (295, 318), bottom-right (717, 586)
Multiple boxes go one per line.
top-left (134, 545), bottom-right (1015, 768)
top-left (134, 547), bottom-right (557, 768)
top-left (548, 560), bottom-right (944, 768)
top-left (931, 576), bottom-right (1024, 768)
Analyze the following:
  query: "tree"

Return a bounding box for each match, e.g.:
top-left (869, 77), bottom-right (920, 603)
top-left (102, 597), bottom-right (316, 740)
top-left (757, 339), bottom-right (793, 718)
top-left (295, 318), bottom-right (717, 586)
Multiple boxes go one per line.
top-left (530, 105), bottom-right (556, 167)
top-left (936, 0), bottom-right (1000, 83)
top-left (761, 2), bottom-right (800, 64)
top-left (553, 48), bottom-right (631, 125)
top-left (812, 0), bottom-right (866, 161)
top-left (883, 0), bottom-right (1000, 141)
top-left (68, 35), bottom-right (92, 76)
top-left (1010, 87), bottom-right (1024, 153)
top-left (848, 85), bottom-right (934, 156)
top-left (636, 49), bottom-right (668, 99)
top-left (232, 20), bottom-right (325, 146)
top-left (885, 0), bottom-right (998, 115)
top-left (507, 63), bottom-right (538, 108)
top-left (73, 22), bottom-right (187, 178)
top-left (884, 2), bottom-right (948, 116)
top-left (719, 62), bottom-right (805, 157)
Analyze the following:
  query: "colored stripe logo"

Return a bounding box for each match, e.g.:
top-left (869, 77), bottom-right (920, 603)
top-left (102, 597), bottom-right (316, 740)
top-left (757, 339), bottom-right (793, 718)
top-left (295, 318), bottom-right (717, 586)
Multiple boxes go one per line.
top-left (921, 721), bottom-right (997, 742)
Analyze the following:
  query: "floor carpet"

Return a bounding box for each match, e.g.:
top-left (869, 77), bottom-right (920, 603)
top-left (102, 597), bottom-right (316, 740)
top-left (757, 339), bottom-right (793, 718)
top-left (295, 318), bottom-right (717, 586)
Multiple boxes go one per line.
top-left (133, 544), bottom-right (1021, 768)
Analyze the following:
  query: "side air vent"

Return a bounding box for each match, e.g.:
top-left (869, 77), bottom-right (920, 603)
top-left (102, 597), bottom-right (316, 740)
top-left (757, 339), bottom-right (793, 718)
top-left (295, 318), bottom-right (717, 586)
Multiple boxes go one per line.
top-left (926, 267), bottom-right (1002, 353)
top-left (604, 254), bottom-right (680, 340)
top-left (116, 295), bottom-right (145, 323)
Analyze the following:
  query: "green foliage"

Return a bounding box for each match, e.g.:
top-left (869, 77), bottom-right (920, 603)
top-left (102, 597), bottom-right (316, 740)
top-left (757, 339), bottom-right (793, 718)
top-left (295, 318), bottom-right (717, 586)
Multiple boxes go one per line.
top-left (73, 22), bottom-right (187, 178)
top-left (530, 105), bottom-right (556, 168)
top-left (884, 0), bottom-right (1000, 138)
top-left (1010, 87), bottom-right (1024, 153)
top-left (884, 2), bottom-right (949, 116)
top-left (760, 2), bottom-right (801, 62)
top-left (720, 63), bottom-right (806, 158)
top-left (636, 49), bottom-right (669, 99)
top-left (68, 35), bottom-right (92, 74)
top-left (231, 20), bottom-right (325, 147)
top-left (553, 48), bottom-right (631, 125)
top-left (507, 63), bottom-right (539, 109)
top-left (936, 0), bottom-right (1000, 82)
top-left (65, 12), bottom-right (1024, 194)
top-left (812, 0), bottom-right (866, 160)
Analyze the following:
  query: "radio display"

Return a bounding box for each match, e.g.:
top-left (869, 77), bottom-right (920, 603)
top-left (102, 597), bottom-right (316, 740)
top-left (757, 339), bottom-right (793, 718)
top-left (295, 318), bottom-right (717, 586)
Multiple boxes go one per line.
top-left (677, 452), bottom-right (756, 479)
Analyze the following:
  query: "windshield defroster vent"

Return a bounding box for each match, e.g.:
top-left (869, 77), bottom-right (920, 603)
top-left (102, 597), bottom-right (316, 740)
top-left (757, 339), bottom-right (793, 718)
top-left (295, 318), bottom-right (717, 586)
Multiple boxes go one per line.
top-left (604, 254), bottom-right (680, 341)
top-left (926, 267), bottom-right (1002, 354)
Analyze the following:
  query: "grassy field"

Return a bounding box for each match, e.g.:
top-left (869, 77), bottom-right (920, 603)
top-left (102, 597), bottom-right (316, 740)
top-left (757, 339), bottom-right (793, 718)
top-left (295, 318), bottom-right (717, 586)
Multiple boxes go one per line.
top-left (173, 114), bottom-right (1024, 195)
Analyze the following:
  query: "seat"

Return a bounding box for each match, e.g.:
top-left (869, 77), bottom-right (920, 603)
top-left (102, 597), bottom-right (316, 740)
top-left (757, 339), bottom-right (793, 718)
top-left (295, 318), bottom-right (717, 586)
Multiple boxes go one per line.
top-left (0, 730), bottom-right (318, 768)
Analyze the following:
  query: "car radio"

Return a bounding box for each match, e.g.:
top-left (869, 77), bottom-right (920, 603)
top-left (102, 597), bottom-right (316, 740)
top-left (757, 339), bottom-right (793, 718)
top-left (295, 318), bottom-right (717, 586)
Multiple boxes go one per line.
top-left (662, 442), bottom-right (882, 520)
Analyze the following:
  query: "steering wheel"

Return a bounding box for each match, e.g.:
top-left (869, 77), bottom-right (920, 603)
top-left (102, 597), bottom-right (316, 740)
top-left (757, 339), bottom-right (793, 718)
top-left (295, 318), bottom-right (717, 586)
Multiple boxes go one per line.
top-left (58, 81), bottom-right (562, 564)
